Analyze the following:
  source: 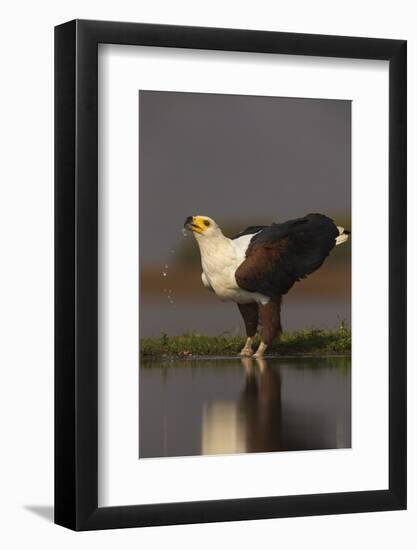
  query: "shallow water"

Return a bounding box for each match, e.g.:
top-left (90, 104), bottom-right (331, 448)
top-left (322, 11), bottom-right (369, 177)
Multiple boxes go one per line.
top-left (139, 356), bottom-right (351, 458)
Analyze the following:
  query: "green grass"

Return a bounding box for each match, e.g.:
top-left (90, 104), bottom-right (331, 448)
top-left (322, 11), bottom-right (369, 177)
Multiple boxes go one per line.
top-left (140, 323), bottom-right (351, 359)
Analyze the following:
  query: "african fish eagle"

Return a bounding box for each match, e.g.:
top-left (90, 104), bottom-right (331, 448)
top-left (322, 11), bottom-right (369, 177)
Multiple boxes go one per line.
top-left (184, 213), bottom-right (350, 358)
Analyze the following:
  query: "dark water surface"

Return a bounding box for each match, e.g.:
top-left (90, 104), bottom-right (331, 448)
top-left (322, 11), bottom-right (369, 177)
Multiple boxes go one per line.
top-left (139, 356), bottom-right (351, 458)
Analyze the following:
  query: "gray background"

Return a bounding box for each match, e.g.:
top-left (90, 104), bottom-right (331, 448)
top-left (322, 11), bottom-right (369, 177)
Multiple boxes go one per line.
top-left (139, 91), bottom-right (351, 263)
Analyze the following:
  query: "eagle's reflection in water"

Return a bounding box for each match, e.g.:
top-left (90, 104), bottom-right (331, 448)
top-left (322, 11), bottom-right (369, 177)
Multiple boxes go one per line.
top-left (202, 358), bottom-right (282, 455)
top-left (240, 358), bottom-right (283, 453)
top-left (201, 357), bottom-right (344, 455)
top-left (139, 356), bottom-right (351, 458)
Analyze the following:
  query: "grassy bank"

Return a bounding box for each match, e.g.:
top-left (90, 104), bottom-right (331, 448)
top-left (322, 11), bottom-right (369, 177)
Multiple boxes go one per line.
top-left (140, 325), bottom-right (351, 359)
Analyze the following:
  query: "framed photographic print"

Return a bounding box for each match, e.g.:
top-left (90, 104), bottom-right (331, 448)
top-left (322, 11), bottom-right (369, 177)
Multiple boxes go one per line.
top-left (55, 19), bottom-right (406, 530)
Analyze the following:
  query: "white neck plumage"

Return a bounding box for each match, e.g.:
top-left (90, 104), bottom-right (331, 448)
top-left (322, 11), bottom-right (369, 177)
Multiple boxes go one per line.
top-left (193, 229), bottom-right (234, 266)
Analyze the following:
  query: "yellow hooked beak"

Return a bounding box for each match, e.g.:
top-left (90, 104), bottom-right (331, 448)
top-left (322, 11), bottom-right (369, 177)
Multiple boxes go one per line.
top-left (184, 216), bottom-right (208, 234)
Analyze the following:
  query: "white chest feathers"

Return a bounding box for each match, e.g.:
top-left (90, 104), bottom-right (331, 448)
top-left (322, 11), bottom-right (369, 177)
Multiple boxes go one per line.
top-left (195, 232), bottom-right (269, 305)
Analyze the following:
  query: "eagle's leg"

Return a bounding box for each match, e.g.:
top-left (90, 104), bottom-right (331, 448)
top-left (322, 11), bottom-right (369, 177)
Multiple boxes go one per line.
top-left (237, 303), bottom-right (259, 357)
top-left (254, 298), bottom-right (282, 358)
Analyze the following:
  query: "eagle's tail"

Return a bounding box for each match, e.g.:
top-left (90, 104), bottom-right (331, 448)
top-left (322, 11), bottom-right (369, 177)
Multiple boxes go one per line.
top-left (335, 226), bottom-right (351, 246)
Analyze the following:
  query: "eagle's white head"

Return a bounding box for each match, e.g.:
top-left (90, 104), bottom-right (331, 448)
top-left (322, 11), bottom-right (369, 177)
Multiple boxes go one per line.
top-left (183, 215), bottom-right (223, 239)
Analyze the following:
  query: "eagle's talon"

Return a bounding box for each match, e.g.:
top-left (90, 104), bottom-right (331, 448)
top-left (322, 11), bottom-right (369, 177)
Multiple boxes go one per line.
top-left (253, 342), bottom-right (268, 358)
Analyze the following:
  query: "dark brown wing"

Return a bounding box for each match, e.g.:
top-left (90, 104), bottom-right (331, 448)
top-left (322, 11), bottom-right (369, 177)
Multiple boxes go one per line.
top-left (235, 214), bottom-right (339, 299)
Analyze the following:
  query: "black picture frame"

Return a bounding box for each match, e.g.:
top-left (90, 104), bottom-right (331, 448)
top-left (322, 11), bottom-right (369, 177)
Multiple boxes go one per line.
top-left (55, 19), bottom-right (407, 531)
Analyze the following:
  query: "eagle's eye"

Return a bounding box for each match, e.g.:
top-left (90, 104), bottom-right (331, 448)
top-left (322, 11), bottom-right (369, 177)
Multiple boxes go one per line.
top-left (203, 220), bottom-right (211, 227)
